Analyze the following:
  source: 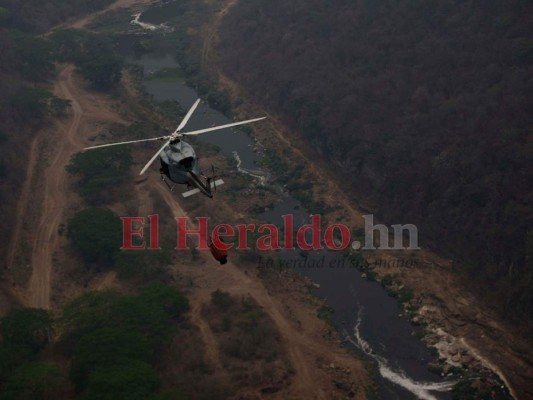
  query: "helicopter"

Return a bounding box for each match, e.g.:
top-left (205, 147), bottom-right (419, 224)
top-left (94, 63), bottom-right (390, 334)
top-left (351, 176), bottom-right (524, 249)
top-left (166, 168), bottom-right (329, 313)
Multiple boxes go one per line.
top-left (84, 99), bottom-right (266, 198)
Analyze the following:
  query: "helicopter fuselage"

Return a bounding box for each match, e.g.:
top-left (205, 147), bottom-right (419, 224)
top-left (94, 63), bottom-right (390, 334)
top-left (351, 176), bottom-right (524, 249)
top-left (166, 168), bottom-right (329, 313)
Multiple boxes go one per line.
top-left (159, 140), bottom-right (201, 184)
top-left (158, 139), bottom-right (220, 198)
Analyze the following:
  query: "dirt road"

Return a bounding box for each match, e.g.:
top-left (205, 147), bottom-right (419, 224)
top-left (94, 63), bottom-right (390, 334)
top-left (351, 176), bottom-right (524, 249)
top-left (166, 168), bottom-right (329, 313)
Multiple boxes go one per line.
top-left (2, 0), bottom-right (149, 309)
top-left (200, 0), bottom-right (238, 69)
top-left (5, 139), bottom-right (39, 274)
top-left (10, 0), bottom-right (372, 395)
top-left (26, 66), bottom-right (126, 308)
top-left (27, 67), bottom-right (82, 308)
top-left (152, 183), bottom-right (369, 399)
top-left (12, 0), bottom-right (155, 308)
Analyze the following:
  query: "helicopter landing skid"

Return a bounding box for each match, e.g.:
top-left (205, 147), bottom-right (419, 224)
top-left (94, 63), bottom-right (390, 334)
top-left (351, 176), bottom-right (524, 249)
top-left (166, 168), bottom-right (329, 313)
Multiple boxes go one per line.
top-left (160, 174), bottom-right (175, 192)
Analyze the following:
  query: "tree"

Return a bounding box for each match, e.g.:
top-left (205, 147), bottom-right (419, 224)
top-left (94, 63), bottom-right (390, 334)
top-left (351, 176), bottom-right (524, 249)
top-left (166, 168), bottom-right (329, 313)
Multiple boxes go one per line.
top-left (48, 96), bottom-right (71, 116)
top-left (60, 286), bottom-right (189, 354)
top-left (70, 328), bottom-right (151, 391)
top-left (108, 295), bottom-right (177, 352)
top-left (49, 28), bottom-right (87, 62)
top-left (66, 147), bottom-right (132, 205)
top-left (218, 0), bottom-right (533, 329)
top-left (0, 7), bottom-right (10, 26)
top-left (83, 361), bottom-right (158, 400)
top-left (0, 308), bottom-right (52, 353)
top-left (210, 289), bottom-right (234, 311)
top-left (139, 282), bottom-right (190, 318)
top-left (77, 55), bottom-right (122, 89)
top-left (0, 344), bottom-right (33, 380)
top-left (0, 0), bottom-right (114, 33)
top-left (60, 291), bottom-right (122, 349)
top-left (147, 389), bottom-right (187, 400)
top-left (66, 207), bottom-right (122, 267)
top-left (0, 362), bottom-right (67, 400)
top-left (9, 88), bottom-right (53, 125)
top-left (113, 250), bottom-right (172, 281)
top-left (76, 36), bottom-right (123, 89)
top-left (9, 31), bottom-right (53, 81)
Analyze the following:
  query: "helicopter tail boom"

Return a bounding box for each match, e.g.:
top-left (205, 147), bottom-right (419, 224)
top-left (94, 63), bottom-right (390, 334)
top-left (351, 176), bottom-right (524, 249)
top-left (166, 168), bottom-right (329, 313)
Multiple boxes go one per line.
top-left (182, 179), bottom-right (224, 198)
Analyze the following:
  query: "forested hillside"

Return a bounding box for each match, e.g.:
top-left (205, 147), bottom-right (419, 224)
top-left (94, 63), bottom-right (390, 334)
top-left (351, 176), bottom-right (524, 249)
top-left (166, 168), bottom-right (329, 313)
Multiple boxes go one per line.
top-left (0, 0), bottom-right (115, 271)
top-left (0, 0), bottom-right (113, 32)
top-left (218, 0), bottom-right (533, 329)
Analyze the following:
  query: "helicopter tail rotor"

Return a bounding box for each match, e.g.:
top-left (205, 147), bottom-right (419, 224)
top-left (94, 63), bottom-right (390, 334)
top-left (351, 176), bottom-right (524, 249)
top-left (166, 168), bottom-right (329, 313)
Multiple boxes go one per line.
top-left (203, 165), bottom-right (220, 196)
top-left (212, 165), bottom-right (217, 192)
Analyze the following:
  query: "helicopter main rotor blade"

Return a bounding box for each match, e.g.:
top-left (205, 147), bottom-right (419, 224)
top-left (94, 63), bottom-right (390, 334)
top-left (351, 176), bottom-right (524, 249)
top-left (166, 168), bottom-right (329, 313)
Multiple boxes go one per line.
top-left (174, 98), bottom-right (201, 134)
top-left (180, 117), bottom-right (266, 136)
top-left (139, 139), bottom-right (171, 176)
top-left (84, 136), bottom-right (168, 150)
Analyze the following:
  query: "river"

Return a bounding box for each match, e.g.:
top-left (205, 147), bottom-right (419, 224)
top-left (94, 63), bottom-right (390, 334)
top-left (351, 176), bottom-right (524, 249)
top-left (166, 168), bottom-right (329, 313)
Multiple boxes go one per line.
top-left (116, 5), bottom-right (458, 399)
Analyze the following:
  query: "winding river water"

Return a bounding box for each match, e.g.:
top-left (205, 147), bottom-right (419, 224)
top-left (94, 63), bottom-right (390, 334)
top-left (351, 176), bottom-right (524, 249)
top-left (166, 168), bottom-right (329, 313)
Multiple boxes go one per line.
top-left (117, 6), bottom-right (459, 399)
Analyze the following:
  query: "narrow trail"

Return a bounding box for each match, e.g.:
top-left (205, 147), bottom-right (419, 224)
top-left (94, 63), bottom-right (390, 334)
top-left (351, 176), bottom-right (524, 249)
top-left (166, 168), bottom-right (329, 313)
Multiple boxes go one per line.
top-left (137, 184), bottom-right (322, 394)
top-left (189, 300), bottom-right (226, 372)
top-left (6, 0), bottom-right (366, 396)
top-left (6, 138), bottom-right (39, 273)
top-left (200, 0), bottom-right (238, 69)
top-left (27, 67), bottom-right (82, 308)
top-left (200, 0), bottom-right (303, 156)
top-left (6, 0), bottom-right (152, 308)
top-left (153, 185), bottom-right (317, 398)
top-left (152, 183), bottom-right (368, 399)
top-left (142, 180), bottom-right (229, 378)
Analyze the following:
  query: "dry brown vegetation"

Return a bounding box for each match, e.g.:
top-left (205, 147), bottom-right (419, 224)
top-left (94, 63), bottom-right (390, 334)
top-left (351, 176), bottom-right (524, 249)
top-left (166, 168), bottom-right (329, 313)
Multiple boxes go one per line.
top-left (218, 0), bottom-right (533, 331)
top-left (1, 3), bottom-right (374, 399)
top-left (202, 290), bottom-right (292, 395)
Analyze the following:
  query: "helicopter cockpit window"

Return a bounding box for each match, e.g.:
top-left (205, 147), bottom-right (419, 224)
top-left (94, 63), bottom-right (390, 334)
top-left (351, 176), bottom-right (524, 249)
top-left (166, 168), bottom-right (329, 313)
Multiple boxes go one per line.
top-left (179, 156), bottom-right (194, 169)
